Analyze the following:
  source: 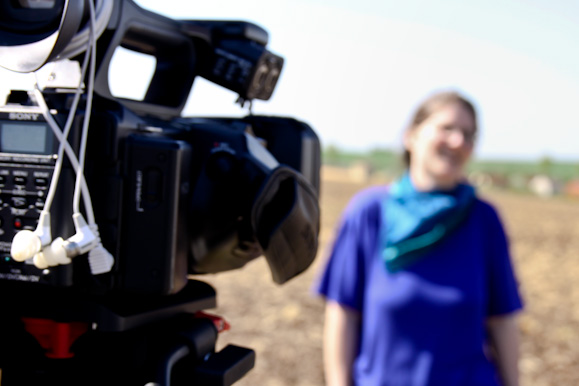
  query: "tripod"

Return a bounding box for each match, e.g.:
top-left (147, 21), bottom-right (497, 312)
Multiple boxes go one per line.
top-left (0, 280), bottom-right (254, 386)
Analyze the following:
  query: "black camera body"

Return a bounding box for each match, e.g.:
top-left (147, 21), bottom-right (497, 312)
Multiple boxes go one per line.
top-left (0, 0), bottom-right (320, 295)
top-left (0, 92), bottom-right (320, 297)
top-left (0, 1), bottom-right (320, 384)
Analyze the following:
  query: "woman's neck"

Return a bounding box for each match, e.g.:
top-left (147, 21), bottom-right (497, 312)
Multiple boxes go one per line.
top-left (407, 168), bottom-right (460, 192)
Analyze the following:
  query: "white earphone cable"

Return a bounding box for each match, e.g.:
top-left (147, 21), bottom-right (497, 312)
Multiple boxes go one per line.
top-left (72, 0), bottom-right (97, 218)
top-left (36, 42), bottom-right (91, 217)
top-left (12, 0), bottom-right (113, 272)
top-left (32, 88), bottom-right (95, 225)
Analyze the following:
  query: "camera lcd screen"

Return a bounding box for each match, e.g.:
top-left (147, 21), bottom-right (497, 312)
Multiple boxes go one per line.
top-left (0, 122), bottom-right (53, 155)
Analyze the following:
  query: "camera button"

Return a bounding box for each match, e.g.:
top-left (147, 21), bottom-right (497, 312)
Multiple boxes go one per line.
top-left (14, 176), bottom-right (27, 185)
top-left (35, 177), bottom-right (48, 187)
top-left (11, 197), bottom-right (27, 209)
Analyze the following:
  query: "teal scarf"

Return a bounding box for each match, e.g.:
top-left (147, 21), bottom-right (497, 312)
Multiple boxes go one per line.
top-left (382, 173), bottom-right (476, 272)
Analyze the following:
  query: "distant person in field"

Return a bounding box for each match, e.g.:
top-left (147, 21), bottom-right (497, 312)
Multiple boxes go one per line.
top-left (315, 91), bottom-right (523, 386)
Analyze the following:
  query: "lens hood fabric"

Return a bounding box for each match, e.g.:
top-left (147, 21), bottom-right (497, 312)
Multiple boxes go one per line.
top-left (189, 165), bottom-right (320, 285)
top-left (189, 231), bottom-right (263, 275)
top-left (251, 166), bottom-right (320, 284)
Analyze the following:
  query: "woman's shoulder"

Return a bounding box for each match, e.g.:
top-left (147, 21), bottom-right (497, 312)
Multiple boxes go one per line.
top-left (471, 195), bottom-right (506, 227)
top-left (334, 185), bottom-right (389, 233)
top-left (343, 185), bottom-right (389, 217)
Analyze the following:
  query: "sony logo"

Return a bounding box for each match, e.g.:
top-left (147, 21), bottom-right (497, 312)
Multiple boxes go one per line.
top-left (9, 112), bottom-right (40, 121)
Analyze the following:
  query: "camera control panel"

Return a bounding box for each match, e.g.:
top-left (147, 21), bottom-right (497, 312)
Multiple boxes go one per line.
top-left (0, 107), bottom-right (57, 283)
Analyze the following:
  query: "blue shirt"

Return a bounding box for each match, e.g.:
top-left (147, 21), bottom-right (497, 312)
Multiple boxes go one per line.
top-left (316, 186), bottom-right (523, 386)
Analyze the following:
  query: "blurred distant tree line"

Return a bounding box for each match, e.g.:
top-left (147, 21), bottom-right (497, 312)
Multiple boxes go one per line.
top-left (323, 145), bottom-right (402, 170)
top-left (322, 146), bottom-right (579, 183)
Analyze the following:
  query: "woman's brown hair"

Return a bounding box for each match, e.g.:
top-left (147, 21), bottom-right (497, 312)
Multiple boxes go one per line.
top-left (403, 91), bottom-right (478, 167)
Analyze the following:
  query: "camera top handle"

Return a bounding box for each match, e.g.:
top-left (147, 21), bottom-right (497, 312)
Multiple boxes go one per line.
top-left (91, 0), bottom-right (196, 119)
top-left (92, 1), bottom-right (283, 120)
top-left (0, 0), bottom-right (284, 121)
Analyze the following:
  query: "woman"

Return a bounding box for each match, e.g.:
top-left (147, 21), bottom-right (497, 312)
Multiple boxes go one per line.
top-left (316, 91), bottom-right (523, 386)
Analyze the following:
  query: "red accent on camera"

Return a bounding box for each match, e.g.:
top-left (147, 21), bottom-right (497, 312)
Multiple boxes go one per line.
top-left (21, 317), bottom-right (89, 359)
top-left (194, 311), bottom-right (231, 333)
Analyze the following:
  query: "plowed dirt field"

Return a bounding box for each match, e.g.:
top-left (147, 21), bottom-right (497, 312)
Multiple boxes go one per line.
top-left (196, 179), bottom-right (579, 386)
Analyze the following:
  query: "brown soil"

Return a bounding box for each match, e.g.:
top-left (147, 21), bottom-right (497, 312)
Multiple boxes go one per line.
top-left (196, 179), bottom-right (579, 386)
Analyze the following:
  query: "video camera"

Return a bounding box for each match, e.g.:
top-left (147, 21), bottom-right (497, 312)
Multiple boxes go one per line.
top-left (0, 1), bottom-right (320, 385)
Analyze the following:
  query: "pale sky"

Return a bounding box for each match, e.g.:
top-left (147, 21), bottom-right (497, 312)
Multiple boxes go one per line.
top-left (1, 0), bottom-right (578, 161)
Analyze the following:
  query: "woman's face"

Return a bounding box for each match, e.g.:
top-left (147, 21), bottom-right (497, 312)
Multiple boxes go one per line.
top-left (404, 102), bottom-right (476, 190)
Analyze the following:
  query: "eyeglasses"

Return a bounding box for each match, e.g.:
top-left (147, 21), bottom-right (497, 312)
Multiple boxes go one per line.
top-left (438, 124), bottom-right (477, 144)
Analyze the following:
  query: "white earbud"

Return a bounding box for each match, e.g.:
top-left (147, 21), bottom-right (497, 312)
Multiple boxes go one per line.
top-left (11, 211), bottom-right (52, 262)
top-left (11, 230), bottom-right (42, 262)
top-left (23, 213), bottom-right (100, 271)
top-left (33, 237), bottom-right (71, 268)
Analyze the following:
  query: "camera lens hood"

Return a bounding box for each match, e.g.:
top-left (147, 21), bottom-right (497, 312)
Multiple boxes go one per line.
top-left (0, 0), bottom-right (114, 73)
top-left (251, 166), bottom-right (320, 284)
top-left (0, 0), bottom-right (84, 72)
